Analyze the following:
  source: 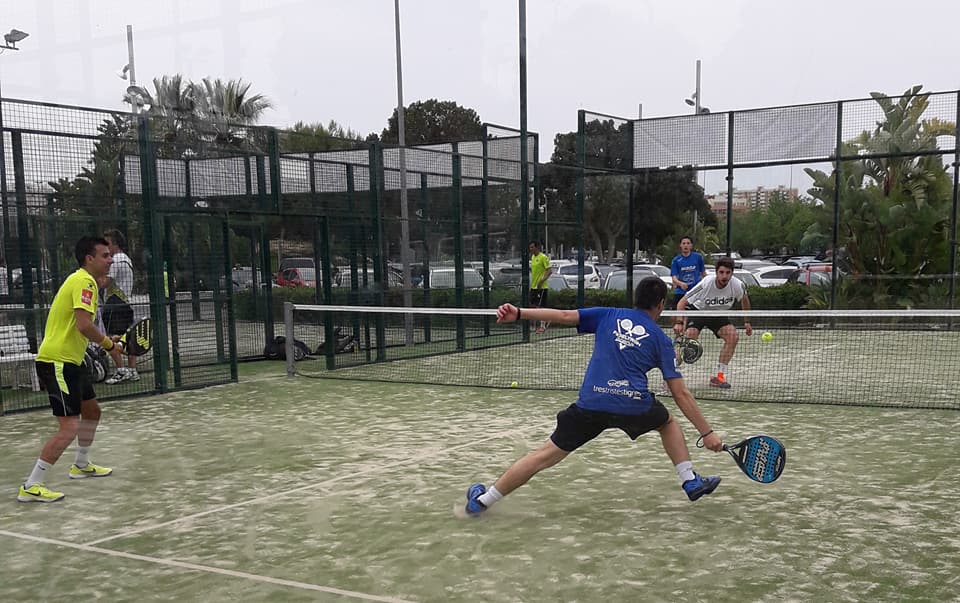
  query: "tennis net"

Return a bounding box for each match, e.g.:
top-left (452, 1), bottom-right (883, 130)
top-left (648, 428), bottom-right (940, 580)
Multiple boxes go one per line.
top-left (282, 304), bottom-right (960, 410)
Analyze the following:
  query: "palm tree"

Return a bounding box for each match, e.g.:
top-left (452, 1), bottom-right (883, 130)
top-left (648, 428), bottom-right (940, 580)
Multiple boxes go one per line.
top-left (804, 86), bottom-right (956, 307)
top-left (123, 75), bottom-right (272, 150)
top-left (193, 77), bottom-right (271, 147)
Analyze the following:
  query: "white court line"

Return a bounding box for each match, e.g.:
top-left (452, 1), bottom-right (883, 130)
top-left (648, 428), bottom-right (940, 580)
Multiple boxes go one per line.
top-left (0, 529), bottom-right (413, 603)
top-left (86, 422), bottom-right (550, 547)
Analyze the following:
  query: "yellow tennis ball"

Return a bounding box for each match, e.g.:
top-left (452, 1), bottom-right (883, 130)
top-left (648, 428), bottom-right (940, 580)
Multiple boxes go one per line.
top-left (510, 381), bottom-right (519, 388)
top-left (761, 331), bottom-right (773, 342)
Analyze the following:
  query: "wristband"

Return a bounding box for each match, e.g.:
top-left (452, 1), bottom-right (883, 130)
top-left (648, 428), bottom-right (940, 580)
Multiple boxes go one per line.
top-left (516, 308), bottom-right (521, 320)
top-left (101, 336), bottom-right (114, 351)
top-left (695, 429), bottom-right (714, 448)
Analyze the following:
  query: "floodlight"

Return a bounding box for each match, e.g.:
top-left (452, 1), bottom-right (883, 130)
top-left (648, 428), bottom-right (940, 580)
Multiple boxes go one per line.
top-left (4, 29), bottom-right (29, 44)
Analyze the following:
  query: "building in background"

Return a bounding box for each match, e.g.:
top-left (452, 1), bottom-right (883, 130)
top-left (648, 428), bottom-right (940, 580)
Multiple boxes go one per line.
top-left (706, 185), bottom-right (799, 216)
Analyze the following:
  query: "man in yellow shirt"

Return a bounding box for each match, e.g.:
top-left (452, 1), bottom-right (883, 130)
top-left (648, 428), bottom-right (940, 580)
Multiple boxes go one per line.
top-left (18, 236), bottom-right (123, 503)
top-left (529, 241), bottom-right (553, 334)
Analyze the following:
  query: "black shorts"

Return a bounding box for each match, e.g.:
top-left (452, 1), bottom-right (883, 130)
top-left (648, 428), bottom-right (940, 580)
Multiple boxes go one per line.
top-left (669, 292), bottom-right (684, 310)
top-left (102, 295), bottom-right (134, 336)
top-left (550, 401), bottom-right (670, 452)
top-left (35, 361), bottom-right (95, 417)
top-left (685, 314), bottom-right (732, 337)
top-left (530, 289), bottom-right (548, 307)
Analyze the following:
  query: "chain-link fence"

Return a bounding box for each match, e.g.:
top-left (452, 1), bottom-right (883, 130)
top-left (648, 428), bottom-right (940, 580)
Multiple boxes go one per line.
top-left (573, 89), bottom-right (960, 310)
top-left (0, 97), bottom-right (538, 412)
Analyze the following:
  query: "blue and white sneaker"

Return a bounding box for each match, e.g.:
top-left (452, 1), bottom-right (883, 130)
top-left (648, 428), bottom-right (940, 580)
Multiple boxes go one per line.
top-left (682, 473), bottom-right (721, 501)
top-left (465, 483), bottom-right (488, 515)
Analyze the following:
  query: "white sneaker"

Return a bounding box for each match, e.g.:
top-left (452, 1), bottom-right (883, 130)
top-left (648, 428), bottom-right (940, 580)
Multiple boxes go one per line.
top-left (127, 369), bottom-right (140, 382)
top-left (105, 368), bottom-right (131, 385)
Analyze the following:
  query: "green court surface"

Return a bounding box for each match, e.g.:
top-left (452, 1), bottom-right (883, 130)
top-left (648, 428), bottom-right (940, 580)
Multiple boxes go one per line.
top-left (1, 363), bottom-right (957, 602)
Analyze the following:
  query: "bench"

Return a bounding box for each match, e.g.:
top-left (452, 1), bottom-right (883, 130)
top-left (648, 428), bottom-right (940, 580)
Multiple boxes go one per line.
top-left (0, 325), bottom-right (40, 391)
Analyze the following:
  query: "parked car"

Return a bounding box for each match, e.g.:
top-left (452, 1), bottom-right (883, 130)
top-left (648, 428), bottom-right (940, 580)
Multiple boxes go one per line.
top-left (277, 267), bottom-right (317, 288)
top-left (219, 266), bottom-right (256, 291)
top-left (546, 273), bottom-right (570, 290)
top-left (735, 259), bottom-right (777, 272)
top-left (635, 264), bottom-right (673, 286)
top-left (554, 262), bottom-right (602, 289)
top-left (602, 268), bottom-right (658, 290)
top-left (279, 256), bottom-right (315, 272)
top-left (787, 265), bottom-right (836, 287)
top-left (783, 256), bottom-right (823, 269)
top-left (733, 269), bottom-right (760, 288)
top-left (753, 265), bottom-right (798, 287)
top-left (593, 263), bottom-right (618, 286)
top-left (422, 267), bottom-right (484, 289)
top-left (335, 265), bottom-right (402, 289)
top-left (12, 267), bottom-right (54, 290)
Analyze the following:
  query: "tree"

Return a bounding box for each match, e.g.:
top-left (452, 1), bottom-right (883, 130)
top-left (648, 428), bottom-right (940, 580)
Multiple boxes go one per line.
top-left (380, 99), bottom-right (483, 145)
top-left (804, 85), bottom-right (956, 308)
top-left (280, 120), bottom-right (367, 154)
top-left (722, 192), bottom-right (829, 257)
top-left (124, 75), bottom-right (273, 153)
top-left (544, 119), bottom-right (712, 262)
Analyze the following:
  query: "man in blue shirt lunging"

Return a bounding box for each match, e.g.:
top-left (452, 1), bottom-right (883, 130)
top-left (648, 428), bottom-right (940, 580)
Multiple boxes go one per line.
top-left (670, 235), bottom-right (707, 307)
top-left (465, 277), bottom-right (723, 515)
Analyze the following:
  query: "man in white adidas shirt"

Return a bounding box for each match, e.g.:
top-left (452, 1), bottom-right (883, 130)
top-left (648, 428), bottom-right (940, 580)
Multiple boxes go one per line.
top-left (102, 229), bottom-right (139, 384)
top-left (674, 257), bottom-right (752, 389)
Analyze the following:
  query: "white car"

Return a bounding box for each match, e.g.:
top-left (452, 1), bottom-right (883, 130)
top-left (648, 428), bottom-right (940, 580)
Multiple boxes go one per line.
top-left (733, 269), bottom-right (760, 288)
top-left (422, 267), bottom-right (484, 289)
top-left (753, 265), bottom-right (798, 287)
top-left (553, 262), bottom-right (602, 289)
top-left (635, 264), bottom-right (673, 286)
top-left (736, 259), bottom-right (777, 272)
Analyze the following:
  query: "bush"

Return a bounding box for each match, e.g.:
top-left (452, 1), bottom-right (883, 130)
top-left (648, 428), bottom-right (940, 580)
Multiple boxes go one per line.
top-left (744, 284), bottom-right (810, 309)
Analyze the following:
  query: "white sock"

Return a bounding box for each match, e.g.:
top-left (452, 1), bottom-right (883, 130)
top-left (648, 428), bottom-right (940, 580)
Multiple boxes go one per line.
top-left (477, 485), bottom-right (504, 508)
top-left (676, 461), bottom-right (695, 483)
top-left (26, 459), bottom-right (53, 487)
top-left (716, 363), bottom-right (728, 375)
top-left (75, 446), bottom-right (90, 467)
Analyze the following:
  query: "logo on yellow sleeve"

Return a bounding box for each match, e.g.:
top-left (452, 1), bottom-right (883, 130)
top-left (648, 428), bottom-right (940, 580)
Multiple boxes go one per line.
top-left (81, 288), bottom-right (93, 306)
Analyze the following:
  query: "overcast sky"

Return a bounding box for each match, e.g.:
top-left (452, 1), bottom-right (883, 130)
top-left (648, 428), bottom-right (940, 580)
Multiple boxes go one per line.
top-left (1, 0), bottom-right (958, 193)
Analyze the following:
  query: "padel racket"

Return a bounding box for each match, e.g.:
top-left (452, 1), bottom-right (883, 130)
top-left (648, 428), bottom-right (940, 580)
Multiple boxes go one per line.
top-left (721, 435), bottom-right (786, 483)
top-left (119, 317), bottom-right (152, 356)
top-left (674, 334), bottom-right (703, 365)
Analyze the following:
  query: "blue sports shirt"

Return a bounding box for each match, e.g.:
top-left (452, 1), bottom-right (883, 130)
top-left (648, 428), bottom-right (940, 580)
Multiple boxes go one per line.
top-left (670, 253), bottom-right (706, 296)
top-left (575, 307), bottom-right (681, 415)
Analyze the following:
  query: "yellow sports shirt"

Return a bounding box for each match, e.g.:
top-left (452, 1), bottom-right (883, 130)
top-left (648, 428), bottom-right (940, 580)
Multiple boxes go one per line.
top-left (530, 252), bottom-right (550, 290)
top-left (37, 268), bottom-right (99, 365)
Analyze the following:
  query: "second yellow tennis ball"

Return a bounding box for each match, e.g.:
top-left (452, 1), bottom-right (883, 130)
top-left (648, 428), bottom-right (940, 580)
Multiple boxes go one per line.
top-left (761, 332), bottom-right (773, 342)
top-left (510, 381), bottom-right (519, 388)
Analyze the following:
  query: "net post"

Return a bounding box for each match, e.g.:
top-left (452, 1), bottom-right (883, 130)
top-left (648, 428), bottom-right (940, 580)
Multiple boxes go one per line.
top-left (319, 217), bottom-right (336, 371)
top-left (452, 149), bottom-right (466, 352)
top-left (284, 302), bottom-right (295, 377)
top-left (419, 172), bottom-right (432, 343)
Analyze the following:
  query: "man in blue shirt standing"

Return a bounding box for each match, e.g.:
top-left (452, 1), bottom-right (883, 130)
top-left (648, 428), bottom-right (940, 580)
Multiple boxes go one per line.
top-left (670, 236), bottom-right (707, 307)
top-left (464, 277), bottom-right (723, 515)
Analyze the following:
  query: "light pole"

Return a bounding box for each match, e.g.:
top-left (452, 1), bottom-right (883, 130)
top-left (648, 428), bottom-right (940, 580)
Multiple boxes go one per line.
top-left (684, 59), bottom-right (710, 115)
top-left (683, 60), bottom-right (709, 239)
top-left (393, 0), bottom-right (414, 345)
top-left (1, 28), bottom-right (29, 292)
top-left (116, 25), bottom-right (140, 114)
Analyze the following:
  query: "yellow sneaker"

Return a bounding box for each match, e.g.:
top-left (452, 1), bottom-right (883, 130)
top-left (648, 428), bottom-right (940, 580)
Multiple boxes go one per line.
top-left (69, 462), bottom-right (113, 479)
top-left (18, 483), bottom-right (65, 503)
